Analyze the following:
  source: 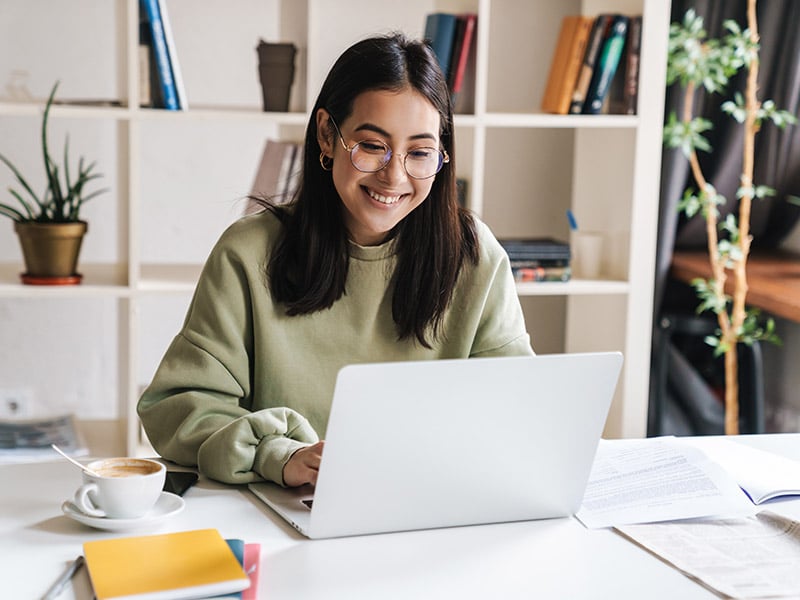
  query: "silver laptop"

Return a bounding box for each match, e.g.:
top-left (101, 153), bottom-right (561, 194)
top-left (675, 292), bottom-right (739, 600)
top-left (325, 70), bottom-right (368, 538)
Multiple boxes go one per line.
top-left (249, 352), bottom-right (622, 539)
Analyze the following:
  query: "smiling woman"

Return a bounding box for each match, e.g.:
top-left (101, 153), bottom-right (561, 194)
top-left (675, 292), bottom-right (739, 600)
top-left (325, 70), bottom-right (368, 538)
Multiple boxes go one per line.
top-left (137, 32), bottom-right (535, 490)
top-left (317, 88), bottom-right (442, 246)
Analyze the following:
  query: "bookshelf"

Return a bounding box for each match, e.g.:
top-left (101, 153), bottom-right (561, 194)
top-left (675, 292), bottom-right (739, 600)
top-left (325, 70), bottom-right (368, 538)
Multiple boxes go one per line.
top-left (0, 0), bottom-right (668, 455)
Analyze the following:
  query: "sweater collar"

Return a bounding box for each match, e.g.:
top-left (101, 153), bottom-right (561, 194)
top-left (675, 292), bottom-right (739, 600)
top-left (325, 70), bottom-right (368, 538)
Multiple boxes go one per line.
top-left (347, 236), bottom-right (398, 261)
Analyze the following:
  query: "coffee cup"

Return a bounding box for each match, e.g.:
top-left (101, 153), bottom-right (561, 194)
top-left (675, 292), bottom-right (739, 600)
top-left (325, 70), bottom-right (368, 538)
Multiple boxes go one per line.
top-left (72, 457), bottom-right (166, 519)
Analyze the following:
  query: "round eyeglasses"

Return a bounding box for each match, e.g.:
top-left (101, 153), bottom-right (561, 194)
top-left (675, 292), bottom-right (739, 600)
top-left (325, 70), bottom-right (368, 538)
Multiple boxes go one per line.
top-left (328, 116), bottom-right (449, 180)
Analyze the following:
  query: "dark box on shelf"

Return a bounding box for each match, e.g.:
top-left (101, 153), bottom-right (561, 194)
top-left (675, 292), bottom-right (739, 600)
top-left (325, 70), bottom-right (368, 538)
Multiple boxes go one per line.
top-left (257, 40), bottom-right (297, 112)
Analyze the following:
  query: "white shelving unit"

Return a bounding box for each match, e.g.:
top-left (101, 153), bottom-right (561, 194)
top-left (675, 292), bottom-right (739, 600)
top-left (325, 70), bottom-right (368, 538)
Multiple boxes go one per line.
top-left (0, 0), bottom-right (668, 455)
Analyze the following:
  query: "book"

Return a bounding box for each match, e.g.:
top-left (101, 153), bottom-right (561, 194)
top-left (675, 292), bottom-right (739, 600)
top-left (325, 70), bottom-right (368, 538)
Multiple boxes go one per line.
top-left (138, 10), bottom-right (163, 108)
top-left (82, 529), bottom-right (250, 600)
top-left (242, 543), bottom-right (261, 600)
top-left (220, 539), bottom-right (245, 600)
top-left (685, 437), bottom-right (800, 504)
top-left (218, 540), bottom-right (260, 599)
top-left (448, 14), bottom-right (477, 99)
top-left (424, 13), bottom-right (458, 81)
top-left (499, 237), bottom-right (571, 261)
top-left (622, 15), bottom-right (642, 115)
top-left (541, 15), bottom-right (594, 115)
top-left (581, 15), bottom-right (629, 114)
top-left (281, 142), bottom-right (303, 202)
top-left (138, 13), bottom-right (153, 107)
top-left (157, 0), bottom-right (187, 110)
top-left (249, 139), bottom-right (298, 202)
top-left (568, 14), bottom-right (613, 114)
top-left (512, 265), bottom-right (571, 282)
top-left (139, 0), bottom-right (179, 110)
top-left (508, 258), bottom-right (570, 268)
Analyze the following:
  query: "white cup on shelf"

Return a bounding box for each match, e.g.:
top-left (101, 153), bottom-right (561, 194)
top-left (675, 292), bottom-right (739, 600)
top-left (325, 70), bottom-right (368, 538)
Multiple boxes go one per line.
top-left (571, 231), bottom-right (604, 279)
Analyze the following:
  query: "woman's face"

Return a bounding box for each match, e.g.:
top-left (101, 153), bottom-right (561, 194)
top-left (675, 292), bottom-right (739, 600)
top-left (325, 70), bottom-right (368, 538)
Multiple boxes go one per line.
top-left (317, 87), bottom-right (442, 246)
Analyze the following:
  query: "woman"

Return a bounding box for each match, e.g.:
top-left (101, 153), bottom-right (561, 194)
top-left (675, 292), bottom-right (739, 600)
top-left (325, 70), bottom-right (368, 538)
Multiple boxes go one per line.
top-left (138, 33), bottom-right (533, 488)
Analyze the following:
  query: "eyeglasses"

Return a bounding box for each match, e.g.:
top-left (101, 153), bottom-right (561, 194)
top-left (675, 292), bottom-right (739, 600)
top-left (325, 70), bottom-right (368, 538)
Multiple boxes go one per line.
top-left (328, 116), bottom-right (449, 180)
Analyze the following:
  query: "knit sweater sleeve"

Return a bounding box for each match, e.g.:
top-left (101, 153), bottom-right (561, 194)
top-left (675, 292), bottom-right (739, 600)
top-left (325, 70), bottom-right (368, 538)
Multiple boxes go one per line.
top-left (467, 220), bottom-right (536, 358)
top-left (137, 218), bottom-right (318, 486)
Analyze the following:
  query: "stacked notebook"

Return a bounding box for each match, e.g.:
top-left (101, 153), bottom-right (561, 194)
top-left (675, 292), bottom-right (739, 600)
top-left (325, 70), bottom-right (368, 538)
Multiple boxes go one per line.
top-left (82, 529), bottom-right (256, 599)
top-left (499, 237), bottom-right (571, 282)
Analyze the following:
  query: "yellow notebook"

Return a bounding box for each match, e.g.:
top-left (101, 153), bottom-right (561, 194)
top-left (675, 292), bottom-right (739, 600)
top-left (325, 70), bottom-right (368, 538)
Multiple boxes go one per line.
top-left (83, 528), bottom-right (250, 600)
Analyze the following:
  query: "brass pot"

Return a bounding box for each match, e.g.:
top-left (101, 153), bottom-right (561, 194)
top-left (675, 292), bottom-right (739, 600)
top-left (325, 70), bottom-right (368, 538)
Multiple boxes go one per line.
top-left (14, 221), bottom-right (88, 280)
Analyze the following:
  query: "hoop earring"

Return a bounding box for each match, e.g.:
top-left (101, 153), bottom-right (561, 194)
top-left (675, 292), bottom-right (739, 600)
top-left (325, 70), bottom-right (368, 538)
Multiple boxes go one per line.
top-left (319, 152), bottom-right (333, 171)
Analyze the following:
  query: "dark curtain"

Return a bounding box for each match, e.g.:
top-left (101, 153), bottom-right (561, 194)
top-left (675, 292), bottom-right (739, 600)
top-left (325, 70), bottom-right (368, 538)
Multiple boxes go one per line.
top-left (650, 0), bottom-right (800, 435)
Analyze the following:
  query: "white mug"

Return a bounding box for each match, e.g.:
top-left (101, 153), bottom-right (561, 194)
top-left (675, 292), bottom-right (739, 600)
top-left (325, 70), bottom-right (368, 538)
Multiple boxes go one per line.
top-left (73, 457), bottom-right (166, 519)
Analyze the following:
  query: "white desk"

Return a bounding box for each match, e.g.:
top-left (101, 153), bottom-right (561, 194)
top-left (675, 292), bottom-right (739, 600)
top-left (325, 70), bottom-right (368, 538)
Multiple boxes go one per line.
top-left (3, 434), bottom-right (800, 600)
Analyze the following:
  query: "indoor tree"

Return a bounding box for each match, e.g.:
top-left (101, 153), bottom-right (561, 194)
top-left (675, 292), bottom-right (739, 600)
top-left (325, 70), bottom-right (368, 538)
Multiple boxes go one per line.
top-left (663, 0), bottom-right (796, 435)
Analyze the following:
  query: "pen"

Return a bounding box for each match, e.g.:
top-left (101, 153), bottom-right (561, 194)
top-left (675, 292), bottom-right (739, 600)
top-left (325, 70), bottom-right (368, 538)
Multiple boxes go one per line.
top-left (566, 209), bottom-right (578, 231)
top-left (41, 555), bottom-right (85, 600)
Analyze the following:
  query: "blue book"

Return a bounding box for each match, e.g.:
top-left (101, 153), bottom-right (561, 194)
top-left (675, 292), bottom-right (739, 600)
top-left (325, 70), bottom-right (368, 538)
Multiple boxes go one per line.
top-left (140, 0), bottom-right (179, 110)
top-left (424, 13), bottom-right (458, 80)
top-left (581, 15), bottom-right (629, 114)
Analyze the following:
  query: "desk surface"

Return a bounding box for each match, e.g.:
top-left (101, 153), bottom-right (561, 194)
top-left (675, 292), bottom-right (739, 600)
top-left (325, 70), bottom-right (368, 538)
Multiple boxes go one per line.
top-left (3, 434), bottom-right (800, 600)
top-left (671, 250), bottom-right (800, 323)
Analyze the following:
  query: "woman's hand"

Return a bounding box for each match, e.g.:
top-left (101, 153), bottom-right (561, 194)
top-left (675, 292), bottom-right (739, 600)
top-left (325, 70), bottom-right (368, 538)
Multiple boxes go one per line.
top-left (282, 440), bottom-right (325, 487)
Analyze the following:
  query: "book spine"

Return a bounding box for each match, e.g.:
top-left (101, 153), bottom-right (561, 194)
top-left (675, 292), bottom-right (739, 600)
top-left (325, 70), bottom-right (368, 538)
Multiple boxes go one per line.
top-left (138, 20), bottom-right (152, 107)
top-left (424, 13), bottom-right (458, 80)
top-left (623, 15), bottom-right (642, 115)
top-left (278, 143), bottom-right (299, 202)
top-left (541, 15), bottom-right (594, 115)
top-left (156, 0), bottom-right (187, 110)
top-left (242, 543), bottom-right (261, 600)
top-left (582, 15), bottom-right (629, 115)
top-left (449, 14), bottom-right (477, 95)
top-left (568, 15), bottom-right (611, 115)
top-left (512, 265), bottom-right (572, 282)
top-left (508, 258), bottom-right (570, 268)
top-left (139, 0), bottom-right (179, 111)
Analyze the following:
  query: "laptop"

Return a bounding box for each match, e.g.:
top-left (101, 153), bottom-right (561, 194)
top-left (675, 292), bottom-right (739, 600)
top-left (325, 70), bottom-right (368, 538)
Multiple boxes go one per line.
top-left (248, 352), bottom-right (623, 539)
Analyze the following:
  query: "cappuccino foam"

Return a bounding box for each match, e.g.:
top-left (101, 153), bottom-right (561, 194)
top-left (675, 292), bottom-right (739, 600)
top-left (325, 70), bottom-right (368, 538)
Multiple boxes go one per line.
top-left (95, 462), bottom-right (160, 478)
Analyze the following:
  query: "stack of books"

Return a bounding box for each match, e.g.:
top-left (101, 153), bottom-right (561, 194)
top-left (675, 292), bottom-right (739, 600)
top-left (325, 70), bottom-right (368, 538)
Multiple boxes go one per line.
top-left (499, 238), bottom-right (571, 282)
top-left (82, 529), bottom-right (260, 599)
top-left (541, 13), bottom-right (642, 115)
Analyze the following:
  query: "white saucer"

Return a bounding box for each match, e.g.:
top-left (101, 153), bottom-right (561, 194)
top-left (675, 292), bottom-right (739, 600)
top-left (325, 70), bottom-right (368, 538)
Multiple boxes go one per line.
top-left (61, 491), bottom-right (185, 531)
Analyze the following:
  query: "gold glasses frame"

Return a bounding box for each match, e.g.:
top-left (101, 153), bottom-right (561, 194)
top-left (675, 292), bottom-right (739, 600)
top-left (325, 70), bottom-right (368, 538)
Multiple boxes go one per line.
top-left (327, 115), bottom-right (449, 180)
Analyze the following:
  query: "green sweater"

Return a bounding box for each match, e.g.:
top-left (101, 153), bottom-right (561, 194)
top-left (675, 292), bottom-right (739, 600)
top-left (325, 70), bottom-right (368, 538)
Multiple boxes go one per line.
top-left (138, 211), bottom-right (533, 485)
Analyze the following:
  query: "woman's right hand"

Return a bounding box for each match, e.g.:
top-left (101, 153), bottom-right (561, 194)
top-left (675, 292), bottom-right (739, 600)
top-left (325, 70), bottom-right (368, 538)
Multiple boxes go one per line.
top-left (282, 440), bottom-right (325, 487)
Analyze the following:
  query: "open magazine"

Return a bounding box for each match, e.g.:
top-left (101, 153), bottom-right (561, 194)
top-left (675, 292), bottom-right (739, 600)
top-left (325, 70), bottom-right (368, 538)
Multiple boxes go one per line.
top-left (0, 414), bottom-right (87, 463)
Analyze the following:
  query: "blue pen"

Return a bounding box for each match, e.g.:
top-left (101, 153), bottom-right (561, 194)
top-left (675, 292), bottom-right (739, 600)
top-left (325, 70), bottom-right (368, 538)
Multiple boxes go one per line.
top-left (566, 209), bottom-right (578, 231)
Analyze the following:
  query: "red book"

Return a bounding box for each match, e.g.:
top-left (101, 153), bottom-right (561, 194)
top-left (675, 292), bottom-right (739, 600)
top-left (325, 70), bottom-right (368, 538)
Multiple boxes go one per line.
top-left (449, 13), bottom-right (477, 95)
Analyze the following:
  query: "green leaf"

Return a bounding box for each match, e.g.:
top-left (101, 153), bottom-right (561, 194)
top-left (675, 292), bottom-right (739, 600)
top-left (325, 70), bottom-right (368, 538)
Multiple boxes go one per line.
top-left (0, 151), bottom-right (42, 211)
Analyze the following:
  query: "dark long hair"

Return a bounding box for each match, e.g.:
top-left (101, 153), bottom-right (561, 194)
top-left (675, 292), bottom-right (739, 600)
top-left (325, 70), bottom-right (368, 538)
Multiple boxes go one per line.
top-left (264, 32), bottom-right (479, 347)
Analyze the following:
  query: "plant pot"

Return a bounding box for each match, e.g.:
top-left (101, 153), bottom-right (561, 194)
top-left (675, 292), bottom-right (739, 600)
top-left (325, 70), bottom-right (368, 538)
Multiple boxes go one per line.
top-left (14, 221), bottom-right (87, 284)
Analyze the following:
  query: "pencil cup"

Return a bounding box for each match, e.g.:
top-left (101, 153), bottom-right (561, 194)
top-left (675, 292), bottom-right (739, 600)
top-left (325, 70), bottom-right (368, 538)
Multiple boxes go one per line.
top-left (571, 232), bottom-right (604, 279)
top-left (72, 457), bottom-right (165, 519)
top-left (257, 40), bottom-right (296, 112)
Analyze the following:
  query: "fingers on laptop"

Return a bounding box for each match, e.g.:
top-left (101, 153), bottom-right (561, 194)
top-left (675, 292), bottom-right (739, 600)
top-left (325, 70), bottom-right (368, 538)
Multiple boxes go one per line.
top-left (283, 441), bottom-right (325, 487)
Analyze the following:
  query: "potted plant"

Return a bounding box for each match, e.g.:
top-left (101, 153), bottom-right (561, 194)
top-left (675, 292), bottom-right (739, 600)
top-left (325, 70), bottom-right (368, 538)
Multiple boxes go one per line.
top-left (663, 1), bottom-right (796, 434)
top-left (0, 81), bottom-right (107, 284)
